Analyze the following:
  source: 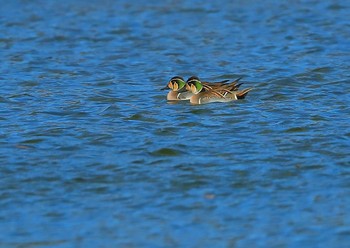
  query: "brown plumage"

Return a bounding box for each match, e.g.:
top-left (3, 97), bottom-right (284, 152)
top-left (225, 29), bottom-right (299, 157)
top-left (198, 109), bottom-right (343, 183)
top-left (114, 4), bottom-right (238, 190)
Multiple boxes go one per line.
top-left (187, 76), bottom-right (253, 105)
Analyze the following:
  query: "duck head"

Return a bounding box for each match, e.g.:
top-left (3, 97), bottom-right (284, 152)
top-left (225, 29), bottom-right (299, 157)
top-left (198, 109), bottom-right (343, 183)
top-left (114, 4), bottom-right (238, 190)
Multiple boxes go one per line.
top-left (161, 76), bottom-right (186, 91)
top-left (186, 76), bottom-right (203, 94)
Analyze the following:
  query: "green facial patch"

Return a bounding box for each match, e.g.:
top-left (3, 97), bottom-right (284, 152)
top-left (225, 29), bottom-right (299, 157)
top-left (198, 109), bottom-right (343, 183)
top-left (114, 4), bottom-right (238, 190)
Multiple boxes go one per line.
top-left (193, 80), bottom-right (203, 93)
top-left (174, 79), bottom-right (186, 90)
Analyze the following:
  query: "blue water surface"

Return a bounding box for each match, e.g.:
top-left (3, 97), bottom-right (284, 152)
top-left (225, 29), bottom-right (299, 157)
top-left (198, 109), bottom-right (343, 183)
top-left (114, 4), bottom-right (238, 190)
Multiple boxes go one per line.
top-left (1, 0), bottom-right (350, 247)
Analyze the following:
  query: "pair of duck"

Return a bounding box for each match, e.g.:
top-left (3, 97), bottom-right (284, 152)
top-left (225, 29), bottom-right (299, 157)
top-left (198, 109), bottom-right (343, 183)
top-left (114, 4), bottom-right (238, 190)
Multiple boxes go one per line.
top-left (162, 76), bottom-right (252, 104)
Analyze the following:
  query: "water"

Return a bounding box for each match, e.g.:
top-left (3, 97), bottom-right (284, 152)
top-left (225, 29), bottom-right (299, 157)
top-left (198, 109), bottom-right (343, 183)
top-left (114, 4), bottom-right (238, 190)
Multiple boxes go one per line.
top-left (1, 0), bottom-right (350, 247)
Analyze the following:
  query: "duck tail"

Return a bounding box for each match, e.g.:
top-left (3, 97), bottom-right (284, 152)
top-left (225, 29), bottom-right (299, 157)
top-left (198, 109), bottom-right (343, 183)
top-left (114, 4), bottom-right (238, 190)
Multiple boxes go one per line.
top-left (234, 77), bottom-right (243, 83)
top-left (227, 77), bottom-right (243, 90)
top-left (236, 88), bottom-right (253, 99)
top-left (233, 82), bottom-right (244, 90)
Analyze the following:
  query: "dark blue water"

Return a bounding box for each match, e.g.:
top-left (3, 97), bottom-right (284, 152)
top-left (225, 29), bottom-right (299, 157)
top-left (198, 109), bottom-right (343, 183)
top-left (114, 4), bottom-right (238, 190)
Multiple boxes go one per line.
top-left (1, 0), bottom-right (350, 247)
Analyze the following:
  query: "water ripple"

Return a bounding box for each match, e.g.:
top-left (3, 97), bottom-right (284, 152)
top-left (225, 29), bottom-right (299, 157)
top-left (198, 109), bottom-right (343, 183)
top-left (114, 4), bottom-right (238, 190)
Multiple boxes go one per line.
top-left (1, 0), bottom-right (350, 247)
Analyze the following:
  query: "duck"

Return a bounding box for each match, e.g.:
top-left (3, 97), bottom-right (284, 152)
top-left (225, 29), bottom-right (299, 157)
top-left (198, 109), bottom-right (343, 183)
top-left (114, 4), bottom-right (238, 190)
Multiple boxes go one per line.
top-left (186, 76), bottom-right (252, 105)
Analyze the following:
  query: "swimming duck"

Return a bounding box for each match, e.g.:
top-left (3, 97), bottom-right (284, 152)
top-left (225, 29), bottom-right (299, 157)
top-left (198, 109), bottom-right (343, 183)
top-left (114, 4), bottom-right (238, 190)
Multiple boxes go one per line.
top-left (186, 76), bottom-right (252, 105)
